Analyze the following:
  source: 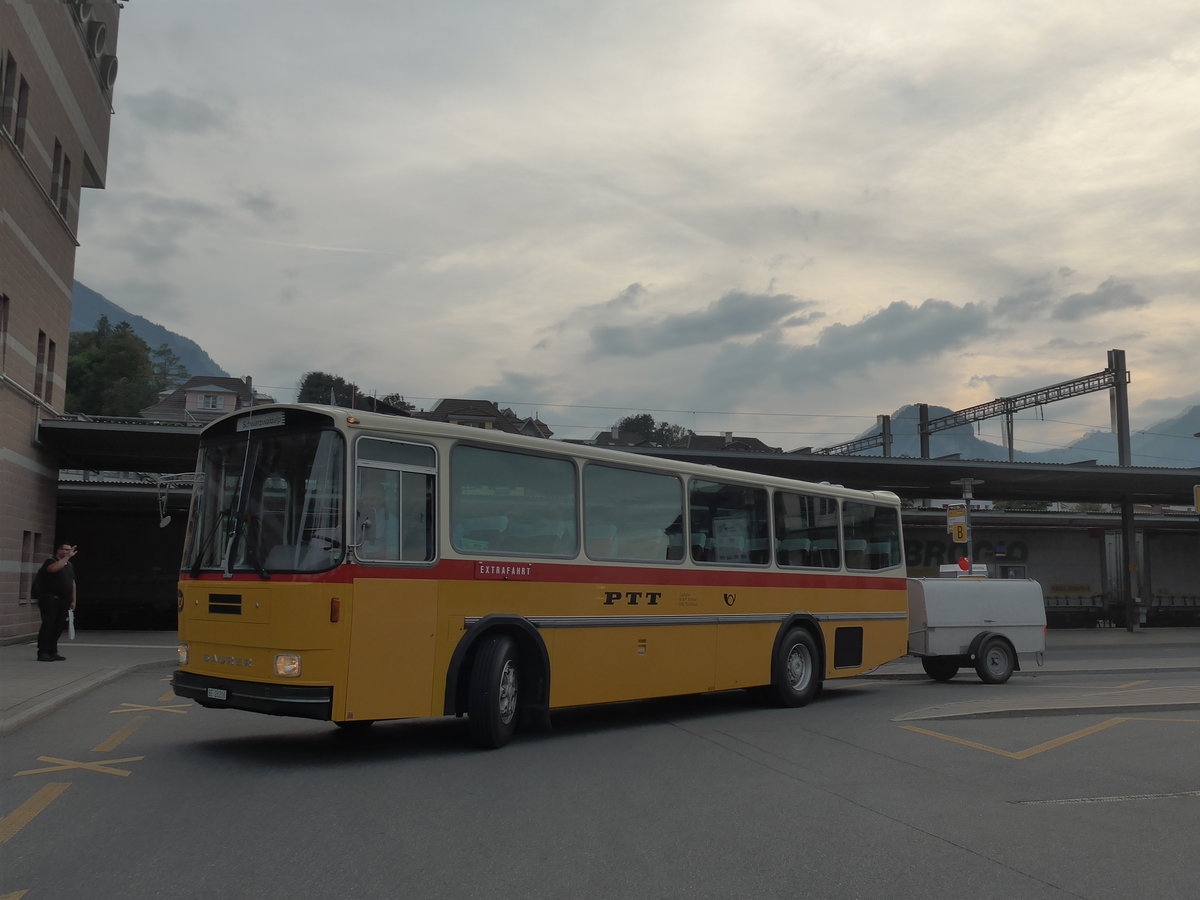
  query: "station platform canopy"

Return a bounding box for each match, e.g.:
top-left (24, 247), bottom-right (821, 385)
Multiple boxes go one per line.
top-left (629, 447), bottom-right (1199, 507)
top-left (37, 416), bottom-right (1199, 507)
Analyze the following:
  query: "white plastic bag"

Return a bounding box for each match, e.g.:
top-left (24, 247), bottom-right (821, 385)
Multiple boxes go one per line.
top-left (67, 609), bottom-right (76, 640)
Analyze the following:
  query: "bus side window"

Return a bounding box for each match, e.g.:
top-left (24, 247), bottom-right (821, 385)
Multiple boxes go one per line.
top-left (775, 491), bottom-right (839, 569)
top-left (689, 480), bottom-right (769, 566)
top-left (582, 463), bottom-right (682, 563)
top-left (358, 468), bottom-right (401, 559)
top-left (451, 445), bottom-right (578, 558)
top-left (843, 501), bottom-right (902, 571)
top-left (356, 438), bottom-right (437, 564)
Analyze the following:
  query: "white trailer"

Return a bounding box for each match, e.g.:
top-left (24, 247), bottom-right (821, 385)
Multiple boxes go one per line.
top-left (907, 578), bottom-right (1046, 683)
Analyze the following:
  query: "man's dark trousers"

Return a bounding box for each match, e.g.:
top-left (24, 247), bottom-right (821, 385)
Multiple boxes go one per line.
top-left (37, 594), bottom-right (69, 659)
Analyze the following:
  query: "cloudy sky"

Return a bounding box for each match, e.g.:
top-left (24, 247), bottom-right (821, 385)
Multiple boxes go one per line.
top-left (75, 1), bottom-right (1200, 456)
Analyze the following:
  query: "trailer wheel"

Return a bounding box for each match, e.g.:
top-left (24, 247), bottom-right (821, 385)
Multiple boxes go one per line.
top-left (921, 657), bottom-right (959, 682)
top-left (769, 628), bottom-right (819, 707)
top-left (975, 637), bottom-right (1015, 684)
top-left (468, 635), bottom-right (520, 748)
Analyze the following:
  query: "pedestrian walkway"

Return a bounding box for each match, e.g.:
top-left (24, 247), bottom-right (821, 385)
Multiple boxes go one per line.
top-left (1, 627), bottom-right (1198, 734)
top-left (0, 630), bottom-right (177, 735)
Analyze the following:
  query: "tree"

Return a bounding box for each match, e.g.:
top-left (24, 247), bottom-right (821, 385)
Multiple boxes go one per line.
top-left (297, 371), bottom-right (364, 407)
top-left (615, 413), bottom-right (694, 446)
top-left (150, 343), bottom-right (190, 393)
top-left (66, 318), bottom-right (159, 416)
top-left (378, 392), bottom-right (415, 413)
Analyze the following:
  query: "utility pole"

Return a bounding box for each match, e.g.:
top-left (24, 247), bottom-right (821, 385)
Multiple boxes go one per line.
top-left (1109, 349), bottom-right (1138, 631)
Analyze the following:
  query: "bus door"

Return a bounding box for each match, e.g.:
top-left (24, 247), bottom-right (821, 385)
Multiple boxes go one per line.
top-left (341, 438), bottom-right (440, 722)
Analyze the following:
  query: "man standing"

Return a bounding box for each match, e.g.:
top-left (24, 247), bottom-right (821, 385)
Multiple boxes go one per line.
top-left (36, 543), bottom-right (78, 662)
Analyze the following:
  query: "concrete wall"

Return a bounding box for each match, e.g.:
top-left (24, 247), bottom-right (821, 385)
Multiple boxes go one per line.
top-left (1, 1), bottom-right (121, 639)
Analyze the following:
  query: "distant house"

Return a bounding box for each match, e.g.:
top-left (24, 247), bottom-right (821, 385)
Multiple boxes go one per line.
top-left (571, 428), bottom-right (654, 448)
top-left (411, 399), bottom-right (552, 438)
top-left (140, 376), bottom-right (275, 424)
top-left (673, 433), bottom-right (781, 453)
top-left (572, 430), bottom-right (780, 452)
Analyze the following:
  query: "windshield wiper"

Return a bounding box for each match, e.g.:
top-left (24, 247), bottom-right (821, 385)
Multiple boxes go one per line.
top-left (245, 534), bottom-right (271, 580)
top-left (189, 509), bottom-right (230, 579)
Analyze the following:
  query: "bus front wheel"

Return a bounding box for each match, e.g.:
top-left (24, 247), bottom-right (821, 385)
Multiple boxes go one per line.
top-left (468, 635), bottom-right (520, 749)
top-left (770, 628), bottom-right (819, 708)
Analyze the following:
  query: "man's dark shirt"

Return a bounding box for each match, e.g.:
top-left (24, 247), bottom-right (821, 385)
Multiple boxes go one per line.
top-left (41, 558), bottom-right (75, 599)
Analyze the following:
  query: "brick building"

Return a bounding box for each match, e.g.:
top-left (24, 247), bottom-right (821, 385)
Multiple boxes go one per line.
top-left (1, 1), bottom-right (123, 639)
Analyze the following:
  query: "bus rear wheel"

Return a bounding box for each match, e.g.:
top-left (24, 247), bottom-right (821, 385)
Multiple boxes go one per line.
top-left (770, 628), bottom-right (819, 708)
top-left (468, 635), bottom-right (520, 749)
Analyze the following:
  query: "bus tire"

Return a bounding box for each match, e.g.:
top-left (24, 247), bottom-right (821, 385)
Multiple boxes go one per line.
top-left (468, 635), bottom-right (520, 749)
top-left (770, 628), bottom-right (819, 708)
top-left (974, 637), bottom-right (1014, 684)
top-left (921, 657), bottom-right (959, 682)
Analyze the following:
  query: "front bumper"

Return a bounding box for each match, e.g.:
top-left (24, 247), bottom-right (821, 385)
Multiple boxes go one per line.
top-left (172, 670), bottom-right (332, 721)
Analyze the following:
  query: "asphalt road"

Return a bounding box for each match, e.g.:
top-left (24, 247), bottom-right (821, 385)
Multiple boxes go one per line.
top-left (3, 666), bottom-right (1198, 899)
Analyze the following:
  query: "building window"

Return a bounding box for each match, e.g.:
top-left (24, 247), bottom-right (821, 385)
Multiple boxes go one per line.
top-left (51, 140), bottom-right (62, 203)
top-left (198, 394), bottom-right (223, 410)
top-left (13, 76), bottom-right (29, 151)
top-left (43, 338), bottom-right (56, 403)
top-left (34, 330), bottom-right (46, 397)
top-left (0, 294), bottom-right (9, 370)
top-left (59, 154), bottom-right (71, 216)
top-left (50, 140), bottom-right (71, 216)
top-left (1, 52), bottom-right (15, 134)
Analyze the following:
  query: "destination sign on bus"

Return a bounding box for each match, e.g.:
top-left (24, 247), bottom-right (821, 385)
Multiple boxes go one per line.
top-left (236, 411), bottom-right (286, 432)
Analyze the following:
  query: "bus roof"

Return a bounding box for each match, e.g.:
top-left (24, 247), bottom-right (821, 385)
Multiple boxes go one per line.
top-left (205, 403), bottom-right (902, 506)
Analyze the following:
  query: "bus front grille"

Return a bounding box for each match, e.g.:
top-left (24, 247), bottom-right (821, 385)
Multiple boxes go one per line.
top-left (208, 593), bottom-right (243, 615)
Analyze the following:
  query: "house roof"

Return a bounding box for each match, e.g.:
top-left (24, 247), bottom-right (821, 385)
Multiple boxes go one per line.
top-left (411, 399), bottom-right (552, 436)
top-left (675, 434), bottom-right (781, 453)
top-left (140, 376), bottom-right (272, 423)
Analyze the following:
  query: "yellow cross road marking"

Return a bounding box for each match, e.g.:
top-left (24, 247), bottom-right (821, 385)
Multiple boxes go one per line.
top-left (159, 689), bottom-right (176, 702)
top-left (903, 715), bottom-right (1200, 759)
top-left (903, 717), bottom-right (1127, 759)
top-left (110, 702), bottom-right (189, 715)
top-left (92, 715), bottom-right (151, 753)
top-left (0, 890), bottom-right (31, 899)
top-left (15, 756), bottom-right (144, 777)
top-left (0, 783), bottom-right (70, 844)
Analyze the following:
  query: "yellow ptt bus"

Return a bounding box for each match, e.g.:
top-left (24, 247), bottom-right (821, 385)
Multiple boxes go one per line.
top-left (172, 404), bottom-right (909, 747)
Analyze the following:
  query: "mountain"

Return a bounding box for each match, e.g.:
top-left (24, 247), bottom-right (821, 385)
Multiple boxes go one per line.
top-left (841, 404), bottom-right (1200, 468)
top-left (71, 282), bottom-right (229, 379)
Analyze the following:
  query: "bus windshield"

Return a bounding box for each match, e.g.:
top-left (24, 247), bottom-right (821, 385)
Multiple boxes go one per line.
top-left (185, 428), bottom-right (345, 575)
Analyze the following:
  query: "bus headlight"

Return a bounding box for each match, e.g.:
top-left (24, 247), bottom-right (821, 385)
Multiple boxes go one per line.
top-left (177, 643), bottom-right (189, 666)
top-left (274, 654), bottom-right (302, 677)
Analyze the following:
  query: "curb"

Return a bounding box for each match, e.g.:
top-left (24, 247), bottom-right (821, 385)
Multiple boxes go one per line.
top-left (896, 699), bottom-right (1200, 721)
top-left (0, 659), bottom-right (176, 737)
top-left (870, 665), bottom-right (1200, 681)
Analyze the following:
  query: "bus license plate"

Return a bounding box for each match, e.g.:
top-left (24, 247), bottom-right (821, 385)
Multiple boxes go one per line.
top-left (206, 687), bottom-right (228, 701)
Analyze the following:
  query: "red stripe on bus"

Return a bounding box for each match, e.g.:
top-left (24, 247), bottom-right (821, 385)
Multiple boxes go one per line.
top-left (187, 560), bottom-right (905, 592)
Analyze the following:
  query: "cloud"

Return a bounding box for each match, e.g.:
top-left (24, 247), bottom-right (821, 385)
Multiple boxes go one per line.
top-left (70, 2), bottom-right (1199, 445)
top-left (590, 290), bottom-right (812, 357)
top-left (994, 276), bottom-right (1058, 318)
top-left (1053, 278), bottom-right (1150, 321)
top-left (691, 297), bottom-right (991, 411)
top-left (123, 89), bottom-right (228, 134)
top-left (238, 190), bottom-right (289, 222)
top-left (802, 299), bottom-right (989, 376)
